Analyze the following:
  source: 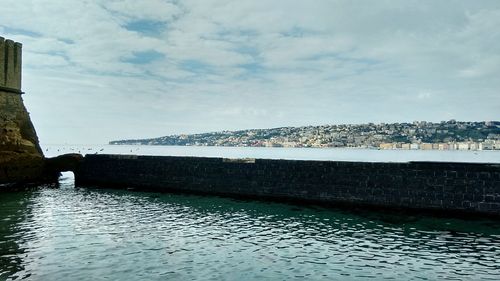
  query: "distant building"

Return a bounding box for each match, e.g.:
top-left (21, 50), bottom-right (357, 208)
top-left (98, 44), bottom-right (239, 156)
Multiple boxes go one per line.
top-left (438, 143), bottom-right (449, 150)
top-left (379, 143), bottom-right (393, 150)
top-left (401, 143), bottom-right (411, 150)
top-left (469, 142), bottom-right (479, 150)
top-left (479, 141), bottom-right (494, 150)
top-left (421, 143), bottom-right (433, 150)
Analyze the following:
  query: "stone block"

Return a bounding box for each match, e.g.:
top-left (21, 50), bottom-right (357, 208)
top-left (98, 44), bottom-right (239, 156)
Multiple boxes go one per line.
top-left (13, 42), bottom-right (22, 89)
top-left (0, 37), bottom-right (5, 86)
top-left (478, 172), bottom-right (491, 180)
top-left (4, 40), bottom-right (16, 89)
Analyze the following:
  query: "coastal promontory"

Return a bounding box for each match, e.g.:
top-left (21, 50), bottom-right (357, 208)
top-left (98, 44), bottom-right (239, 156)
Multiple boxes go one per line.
top-left (0, 37), bottom-right (47, 187)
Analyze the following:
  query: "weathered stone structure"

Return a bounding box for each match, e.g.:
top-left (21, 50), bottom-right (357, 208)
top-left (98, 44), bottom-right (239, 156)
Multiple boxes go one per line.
top-left (0, 37), bottom-right (46, 186)
top-left (76, 155), bottom-right (500, 217)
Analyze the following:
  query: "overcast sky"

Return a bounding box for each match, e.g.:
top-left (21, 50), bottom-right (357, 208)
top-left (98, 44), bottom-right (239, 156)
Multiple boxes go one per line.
top-left (1, 1), bottom-right (499, 144)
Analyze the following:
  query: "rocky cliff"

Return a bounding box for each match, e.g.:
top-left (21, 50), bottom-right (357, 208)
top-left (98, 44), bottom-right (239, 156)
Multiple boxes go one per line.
top-left (0, 37), bottom-right (46, 186)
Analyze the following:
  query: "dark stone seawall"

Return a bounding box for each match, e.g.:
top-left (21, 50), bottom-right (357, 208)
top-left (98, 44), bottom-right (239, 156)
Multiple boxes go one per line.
top-left (75, 154), bottom-right (500, 216)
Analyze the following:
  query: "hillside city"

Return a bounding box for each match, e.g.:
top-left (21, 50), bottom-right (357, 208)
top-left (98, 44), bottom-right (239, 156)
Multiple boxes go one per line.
top-left (110, 120), bottom-right (500, 150)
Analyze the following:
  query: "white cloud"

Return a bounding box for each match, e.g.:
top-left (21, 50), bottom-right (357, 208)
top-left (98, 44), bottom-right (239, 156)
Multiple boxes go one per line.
top-left (417, 92), bottom-right (432, 100)
top-left (0, 0), bottom-right (499, 144)
top-left (106, 0), bottom-right (181, 21)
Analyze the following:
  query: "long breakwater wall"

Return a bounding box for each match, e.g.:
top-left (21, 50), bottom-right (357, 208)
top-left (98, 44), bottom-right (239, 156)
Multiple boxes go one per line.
top-left (75, 154), bottom-right (500, 216)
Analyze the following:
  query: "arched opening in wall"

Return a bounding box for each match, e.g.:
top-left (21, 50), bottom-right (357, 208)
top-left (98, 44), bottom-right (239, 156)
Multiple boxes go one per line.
top-left (58, 171), bottom-right (75, 189)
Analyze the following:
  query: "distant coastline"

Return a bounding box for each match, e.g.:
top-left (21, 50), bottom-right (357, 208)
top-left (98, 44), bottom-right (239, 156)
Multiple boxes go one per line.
top-left (110, 120), bottom-right (500, 151)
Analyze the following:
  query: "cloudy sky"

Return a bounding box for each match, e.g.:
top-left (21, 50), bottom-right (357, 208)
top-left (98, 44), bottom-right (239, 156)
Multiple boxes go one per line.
top-left (1, 0), bottom-right (499, 144)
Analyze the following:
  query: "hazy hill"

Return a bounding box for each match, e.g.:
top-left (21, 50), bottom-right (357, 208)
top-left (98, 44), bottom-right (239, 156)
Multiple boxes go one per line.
top-left (110, 121), bottom-right (500, 148)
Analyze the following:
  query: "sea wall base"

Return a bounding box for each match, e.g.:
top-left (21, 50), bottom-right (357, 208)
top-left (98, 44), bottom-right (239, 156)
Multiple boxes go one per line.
top-left (75, 154), bottom-right (500, 216)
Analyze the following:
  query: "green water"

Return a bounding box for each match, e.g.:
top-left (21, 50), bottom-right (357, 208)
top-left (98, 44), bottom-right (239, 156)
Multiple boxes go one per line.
top-left (1, 175), bottom-right (500, 280)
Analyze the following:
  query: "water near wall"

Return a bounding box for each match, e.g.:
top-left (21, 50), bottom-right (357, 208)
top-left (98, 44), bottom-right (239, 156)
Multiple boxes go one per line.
top-left (2, 146), bottom-right (499, 279)
top-left (1, 175), bottom-right (500, 280)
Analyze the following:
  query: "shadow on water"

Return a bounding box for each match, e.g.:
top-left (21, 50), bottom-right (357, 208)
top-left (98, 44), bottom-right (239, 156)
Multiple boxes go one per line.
top-left (139, 188), bottom-right (500, 236)
top-left (0, 192), bottom-right (30, 279)
top-left (0, 173), bottom-right (73, 280)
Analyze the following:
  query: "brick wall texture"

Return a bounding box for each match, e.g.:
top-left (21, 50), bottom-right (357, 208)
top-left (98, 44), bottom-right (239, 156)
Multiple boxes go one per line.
top-left (76, 154), bottom-right (500, 216)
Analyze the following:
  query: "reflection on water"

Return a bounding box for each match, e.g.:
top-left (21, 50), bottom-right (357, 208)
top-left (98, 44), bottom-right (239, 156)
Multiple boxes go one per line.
top-left (1, 175), bottom-right (500, 280)
top-left (0, 192), bottom-right (29, 278)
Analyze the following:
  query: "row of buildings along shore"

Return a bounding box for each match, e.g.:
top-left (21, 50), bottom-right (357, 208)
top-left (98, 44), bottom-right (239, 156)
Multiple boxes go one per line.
top-left (378, 141), bottom-right (499, 151)
top-left (111, 120), bottom-right (500, 150)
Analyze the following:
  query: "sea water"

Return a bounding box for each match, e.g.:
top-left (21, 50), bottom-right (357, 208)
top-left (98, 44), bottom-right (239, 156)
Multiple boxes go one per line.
top-left (1, 174), bottom-right (500, 280)
top-left (1, 145), bottom-right (500, 280)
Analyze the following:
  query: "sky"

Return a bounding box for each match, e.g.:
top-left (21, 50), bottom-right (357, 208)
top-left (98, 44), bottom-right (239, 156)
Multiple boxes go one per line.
top-left (1, 0), bottom-right (499, 144)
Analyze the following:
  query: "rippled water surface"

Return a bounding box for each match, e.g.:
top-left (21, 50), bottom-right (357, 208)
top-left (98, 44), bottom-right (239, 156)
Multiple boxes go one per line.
top-left (1, 175), bottom-right (500, 280)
